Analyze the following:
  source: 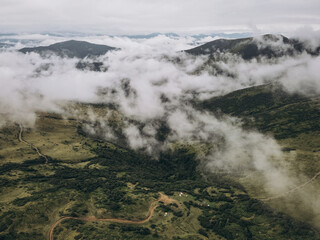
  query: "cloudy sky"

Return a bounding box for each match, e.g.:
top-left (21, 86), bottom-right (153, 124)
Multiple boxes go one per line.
top-left (1, 0), bottom-right (320, 34)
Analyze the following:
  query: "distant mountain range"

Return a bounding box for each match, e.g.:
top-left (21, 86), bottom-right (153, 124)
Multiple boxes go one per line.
top-left (0, 43), bottom-right (13, 49)
top-left (0, 32), bottom-right (252, 38)
top-left (190, 32), bottom-right (252, 40)
top-left (120, 32), bottom-right (252, 40)
top-left (16, 34), bottom-right (320, 72)
top-left (185, 34), bottom-right (320, 59)
top-left (121, 32), bottom-right (180, 39)
top-left (19, 40), bottom-right (118, 58)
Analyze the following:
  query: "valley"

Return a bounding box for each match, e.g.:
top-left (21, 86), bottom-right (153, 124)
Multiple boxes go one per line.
top-left (0, 98), bottom-right (320, 239)
top-left (0, 33), bottom-right (320, 239)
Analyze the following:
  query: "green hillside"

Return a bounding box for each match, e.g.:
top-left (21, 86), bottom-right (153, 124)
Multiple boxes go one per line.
top-left (0, 107), bottom-right (319, 239)
top-left (185, 34), bottom-right (319, 59)
top-left (200, 84), bottom-right (320, 228)
top-left (201, 84), bottom-right (320, 140)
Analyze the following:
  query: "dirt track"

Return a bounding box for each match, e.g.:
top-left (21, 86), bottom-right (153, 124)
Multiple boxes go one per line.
top-left (18, 124), bottom-right (49, 164)
top-left (259, 170), bottom-right (320, 201)
top-left (48, 193), bottom-right (177, 240)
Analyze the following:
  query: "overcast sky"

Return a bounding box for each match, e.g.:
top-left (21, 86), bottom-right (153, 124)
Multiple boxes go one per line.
top-left (1, 0), bottom-right (320, 34)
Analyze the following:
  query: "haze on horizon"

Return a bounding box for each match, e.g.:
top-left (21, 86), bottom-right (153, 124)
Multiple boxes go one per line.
top-left (1, 0), bottom-right (320, 35)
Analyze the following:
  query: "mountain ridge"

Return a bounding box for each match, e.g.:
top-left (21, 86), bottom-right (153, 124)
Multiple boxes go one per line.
top-left (19, 40), bottom-right (118, 58)
top-left (185, 34), bottom-right (319, 59)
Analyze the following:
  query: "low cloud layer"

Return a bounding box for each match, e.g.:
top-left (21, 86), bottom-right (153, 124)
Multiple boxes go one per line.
top-left (1, 34), bottom-right (319, 131)
top-left (0, 34), bottom-right (320, 223)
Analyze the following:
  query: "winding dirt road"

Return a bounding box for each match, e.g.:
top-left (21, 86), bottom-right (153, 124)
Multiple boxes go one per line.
top-left (18, 124), bottom-right (49, 164)
top-left (19, 121), bottom-right (320, 235)
top-left (259, 170), bottom-right (320, 201)
top-left (48, 193), bottom-right (177, 240)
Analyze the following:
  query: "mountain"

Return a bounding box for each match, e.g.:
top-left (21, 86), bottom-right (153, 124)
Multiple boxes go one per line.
top-left (121, 32), bottom-right (251, 39)
top-left (185, 34), bottom-right (319, 59)
top-left (191, 32), bottom-right (252, 39)
top-left (0, 43), bottom-right (13, 49)
top-left (19, 40), bottom-right (118, 58)
top-left (122, 32), bottom-right (180, 39)
top-left (2, 34), bottom-right (320, 239)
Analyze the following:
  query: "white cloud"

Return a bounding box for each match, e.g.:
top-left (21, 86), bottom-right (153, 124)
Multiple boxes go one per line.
top-left (1, 32), bottom-right (320, 225)
top-left (0, 0), bottom-right (319, 34)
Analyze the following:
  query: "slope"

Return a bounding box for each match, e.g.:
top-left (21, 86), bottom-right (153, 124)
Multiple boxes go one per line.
top-left (0, 107), bottom-right (319, 239)
top-left (199, 84), bottom-right (320, 227)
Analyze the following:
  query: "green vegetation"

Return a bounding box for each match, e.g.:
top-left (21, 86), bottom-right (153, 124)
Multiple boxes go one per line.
top-left (199, 83), bottom-right (320, 229)
top-left (200, 84), bottom-right (320, 140)
top-left (0, 107), bottom-right (319, 239)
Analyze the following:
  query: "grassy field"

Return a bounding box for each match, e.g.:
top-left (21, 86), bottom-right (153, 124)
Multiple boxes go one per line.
top-left (0, 102), bottom-right (320, 239)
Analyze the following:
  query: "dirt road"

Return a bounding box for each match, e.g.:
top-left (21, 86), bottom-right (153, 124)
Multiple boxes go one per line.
top-left (18, 124), bottom-right (49, 164)
top-left (49, 193), bottom-right (177, 240)
top-left (260, 170), bottom-right (320, 201)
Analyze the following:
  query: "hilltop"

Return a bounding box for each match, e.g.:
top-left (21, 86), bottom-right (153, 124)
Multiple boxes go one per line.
top-left (185, 34), bottom-right (319, 59)
top-left (19, 40), bottom-right (118, 58)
